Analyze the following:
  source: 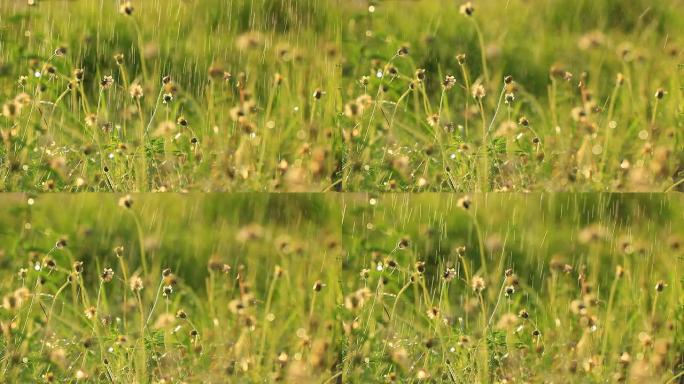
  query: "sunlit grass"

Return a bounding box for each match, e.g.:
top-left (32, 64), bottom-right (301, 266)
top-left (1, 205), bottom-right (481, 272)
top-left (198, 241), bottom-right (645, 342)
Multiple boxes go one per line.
top-left (0, 0), bottom-right (681, 191)
top-left (341, 193), bottom-right (683, 382)
top-left (0, 194), bottom-right (681, 382)
top-left (0, 194), bottom-right (343, 382)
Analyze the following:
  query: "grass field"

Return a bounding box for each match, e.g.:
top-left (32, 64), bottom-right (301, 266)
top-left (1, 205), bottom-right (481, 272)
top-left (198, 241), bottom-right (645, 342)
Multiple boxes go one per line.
top-left (0, 0), bottom-right (683, 383)
top-left (0, 194), bottom-right (682, 382)
top-left (341, 194), bottom-right (683, 382)
top-left (0, 0), bottom-right (682, 191)
top-left (0, 194), bottom-right (344, 382)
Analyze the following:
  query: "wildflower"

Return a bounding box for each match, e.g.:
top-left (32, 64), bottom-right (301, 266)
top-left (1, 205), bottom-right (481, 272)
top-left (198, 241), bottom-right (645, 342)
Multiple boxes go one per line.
top-left (114, 53), bottom-right (125, 65)
top-left (84, 306), bottom-right (97, 319)
top-left (655, 280), bottom-right (666, 292)
top-left (313, 280), bottom-right (324, 292)
top-left (100, 75), bottom-right (114, 89)
top-left (471, 276), bottom-right (486, 293)
top-left (416, 369), bottom-right (430, 380)
top-left (75, 369), bottom-right (88, 380)
top-left (457, 195), bottom-right (472, 210)
top-left (427, 114), bottom-right (440, 127)
top-left (118, 194), bottom-right (133, 208)
top-left (504, 285), bottom-right (516, 297)
top-left (129, 83), bottom-right (143, 99)
top-left (471, 83), bottom-right (486, 100)
top-left (443, 75), bottom-right (456, 90)
top-left (415, 69), bottom-right (426, 81)
top-left (72, 68), bottom-right (84, 81)
top-left (274, 73), bottom-right (284, 86)
top-left (460, 2), bottom-right (475, 16)
top-left (176, 309), bottom-right (187, 319)
top-left (505, 92), bottom-right (515, 104)
top-left (85, 113), bottom-right (98, 127)
top-left (397, 45), bottom-right (410, 56)
top-left (72, 261), bottom-right (83, 274)
top-left (119, 2), bottom-right (134, 15)
top-left (443, 267), bottom-right (457, 281)
top-left (177, 116), bottom-right (188, 127)
top-left (14, 93), bottom-right (30, 108)
top-left (162, 93), bottom-right (174, 104)
top-left (2, 103), bottom-right (18, 119)
top-left (456, 53), bottom-right (466, 65)
top-left (101, 268), bottom-right (114, 282)
top-left (655, 88), bottom-right (666, 100)
top-left (130, 276), bottom-right (143, 292)
top-left (114, 246), bottom-right (124, 257)
top-left (344, 288), bottom-right (371, 310)
top-left (427, 306), bottom-right (440, 319)
top-left (616, 352), bottom-right (631, 371)
top-left (115, 335), bottom-right (128, 346)
top-left (312, 88), bottom-right (324, 100)
top-left (163, 285), bottom-right (173, 297)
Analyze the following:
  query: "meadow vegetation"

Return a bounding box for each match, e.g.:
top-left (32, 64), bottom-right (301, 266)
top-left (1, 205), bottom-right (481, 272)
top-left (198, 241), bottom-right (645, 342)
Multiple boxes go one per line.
top-left (0, 194), bottom-right (682, 382)
top-left (341, 193), bottom-right (683, 382)
top-left (0, 0), bottom-right (682, 191)
top-left (0, 194), bottom-right (343, 382)
top-left (1, 0), bottom-right (683, 382)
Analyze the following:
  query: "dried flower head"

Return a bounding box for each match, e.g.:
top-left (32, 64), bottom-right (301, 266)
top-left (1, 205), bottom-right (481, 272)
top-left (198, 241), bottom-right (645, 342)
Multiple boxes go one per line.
top-left (119, 2), bottom-right (134, 15)
top-left (460, 2), bottom-right (475, 16)
top-left (456, 53), bottom-right (467, 65)
top-left (101, 268), bottom-right (114, 282)
top-left (129, 83), bottom-right (143, 99)
top-left (472, 83), bottom-right (486, 100)
top-left (313, 280), bottom-right (324, 292)
top-left (312, 88), bottom-right (324, 100)
top-left (427, 114), bottom-right (440, 127)
top-left (130, 276), bottom-right (143, 292)
top-left (443, 75), bottom-right (457, 90)
top-left (471, 276), bottom-right (486, 293)
top-left (457, 195), bottom-right (472, 210)
top-left (118, 195), bottom-right (133, 209)
top-left (100, 75), bottom-right (114, 89)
